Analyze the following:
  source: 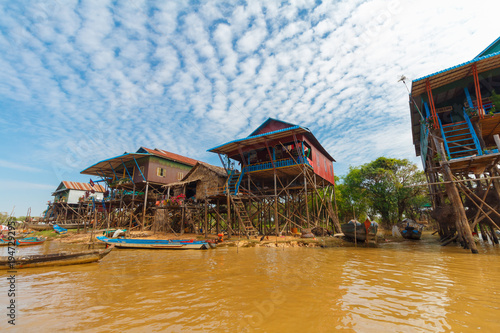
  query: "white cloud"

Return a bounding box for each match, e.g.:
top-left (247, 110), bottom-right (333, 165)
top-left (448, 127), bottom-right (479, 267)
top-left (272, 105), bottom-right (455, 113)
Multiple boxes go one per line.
top-left (0, 0), bottom-right (499, 195)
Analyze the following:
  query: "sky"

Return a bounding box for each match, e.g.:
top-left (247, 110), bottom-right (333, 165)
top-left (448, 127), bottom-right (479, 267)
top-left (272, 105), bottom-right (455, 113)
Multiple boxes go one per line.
top-left (0, 0), bottom-right (499, 217)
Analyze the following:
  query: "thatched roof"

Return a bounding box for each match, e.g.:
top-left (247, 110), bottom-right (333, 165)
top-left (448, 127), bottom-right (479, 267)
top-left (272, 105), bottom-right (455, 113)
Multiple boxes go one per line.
top-left (164, 162), bottom-right (227, 187)
top-left (195, 162), bottom-right (227, 178)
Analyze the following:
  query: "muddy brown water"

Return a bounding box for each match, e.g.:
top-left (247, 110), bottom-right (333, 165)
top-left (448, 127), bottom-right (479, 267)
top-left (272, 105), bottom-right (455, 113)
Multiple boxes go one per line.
top-left (1, 234), bottom-right (500, 332)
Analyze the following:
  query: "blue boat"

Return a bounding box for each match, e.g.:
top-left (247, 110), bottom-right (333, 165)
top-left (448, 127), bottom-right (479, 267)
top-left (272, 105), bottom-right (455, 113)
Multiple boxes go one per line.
top-left (96, 236), bottom-right (216, 250)
top-left (399, 219), bottom-right (424, 240)
top-left (53, 224), bottom-right (67, 234)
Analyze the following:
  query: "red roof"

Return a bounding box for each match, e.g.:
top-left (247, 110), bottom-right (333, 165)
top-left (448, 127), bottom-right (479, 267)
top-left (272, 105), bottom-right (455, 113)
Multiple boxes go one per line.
top-left (62, 181), bottom-right (105, 192)
top-left (139, 147), bottom-right (199, 166)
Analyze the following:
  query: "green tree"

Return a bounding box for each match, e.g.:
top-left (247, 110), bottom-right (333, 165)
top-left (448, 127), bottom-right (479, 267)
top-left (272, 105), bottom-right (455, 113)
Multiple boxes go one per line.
top-left (339, 157), bottom-right (428, 227)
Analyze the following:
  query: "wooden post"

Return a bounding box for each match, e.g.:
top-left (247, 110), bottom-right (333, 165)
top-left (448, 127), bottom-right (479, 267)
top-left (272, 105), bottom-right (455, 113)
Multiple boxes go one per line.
top-left (433, 136), bottom-right (478, 253)
top-left (274, 170), bottom-right (279, 235)
top-left (181, 205), bottom-right (185, 235)
top-left (226, 190), bottom-right (231, 239)
top-left (141, 182), bottom-right (149, 231)
top-left (304, 170), bottom-right (310, 228)
top-left (128, 183), bottom-right (136, 235)
top-left (204, 199), bottom-right (208, 238)
top-left (216, 200), bottom-right (220, 234)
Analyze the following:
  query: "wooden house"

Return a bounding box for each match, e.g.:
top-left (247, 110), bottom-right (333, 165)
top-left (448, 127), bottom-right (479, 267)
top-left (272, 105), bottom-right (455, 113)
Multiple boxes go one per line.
top-left (208, 118), bottom-right (339, 236)
top-left (409, 36), bottom-right (500, 252)
top-left (77, 147), bottom-right (199, 230)
top-left (168, 162), bottom-right (227, 201)
top-left (81, 147), bottom-right (199, 190)
top-left (208, 118), bottom-right (335, 195)
top-left (52, 181), bottom-right (105, 204)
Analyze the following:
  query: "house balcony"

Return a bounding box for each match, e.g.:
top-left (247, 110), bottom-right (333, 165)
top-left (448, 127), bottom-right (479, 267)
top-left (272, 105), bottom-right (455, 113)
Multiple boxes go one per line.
top-left (243, 156), bottom-right (312, 173)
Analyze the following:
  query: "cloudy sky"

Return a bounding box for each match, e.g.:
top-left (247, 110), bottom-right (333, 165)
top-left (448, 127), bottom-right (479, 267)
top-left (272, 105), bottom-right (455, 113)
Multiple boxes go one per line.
top-left (0, 0), bottom-right (498, 216)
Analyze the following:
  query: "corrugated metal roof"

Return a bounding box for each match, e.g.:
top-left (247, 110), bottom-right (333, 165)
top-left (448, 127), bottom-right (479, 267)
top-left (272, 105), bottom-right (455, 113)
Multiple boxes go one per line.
top-left (140, 147), bottom-right (198, 166)
top-left (60, 181), bottom-right (105, 192)
top-left (80, 153), bottom-right (150, 177)
top-left (411, 50), bottom-right (500, 96)
top-left (81, 147), bottom-right (199, 177)
top-left (208, 125), bottom-right (303, 152)
top-left (208, 125), bottom-right (335, 162)
top-left (248, 117), bottom-right (299, 136)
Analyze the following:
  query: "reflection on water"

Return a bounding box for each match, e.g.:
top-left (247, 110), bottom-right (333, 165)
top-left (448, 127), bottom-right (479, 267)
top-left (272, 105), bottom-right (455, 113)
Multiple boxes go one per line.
top-left (1, 234), bottom-right (500, 332)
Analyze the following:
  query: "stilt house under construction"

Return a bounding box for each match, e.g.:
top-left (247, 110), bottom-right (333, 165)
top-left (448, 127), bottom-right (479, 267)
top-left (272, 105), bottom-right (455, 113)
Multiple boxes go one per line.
top-left (41, 181), bottom-right (106, 226)
top-left (409, 36), bottom-right (500, 253)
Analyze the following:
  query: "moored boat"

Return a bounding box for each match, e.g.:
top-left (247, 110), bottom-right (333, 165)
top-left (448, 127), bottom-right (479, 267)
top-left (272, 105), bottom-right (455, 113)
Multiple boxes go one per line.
top-left (341, 220), bottom-right (378, 242)
top-left (24, 222), bottom-right (53, 231)
top-left (0, 237), bottom-right (47, 246)
top-left (0, 246), bottom-right (114, 269)
top-left (96, 236), bottom-right (216, 250)
top-left (399, 219), bottom-right (424, 240)
top-left (53, 224), bottom-right (67, 234)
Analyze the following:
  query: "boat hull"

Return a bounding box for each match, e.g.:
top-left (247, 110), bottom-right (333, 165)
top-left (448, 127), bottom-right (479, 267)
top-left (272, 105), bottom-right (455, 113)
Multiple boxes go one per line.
top-left (341, 223), bottom-right (378, 242)
top-left (24, 222), bottom-right (53, 231)
top-left (401, 229), bottom-right (422, 240)
top-left (0, 246), bottom-right (113, 269)
top-left (0, 237), bottom-right (46, 246)
top-left (96, 236), bottom-right (213, 250)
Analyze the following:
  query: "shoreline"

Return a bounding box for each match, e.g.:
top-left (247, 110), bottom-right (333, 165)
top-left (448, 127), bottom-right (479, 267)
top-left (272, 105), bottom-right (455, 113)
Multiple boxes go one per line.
top-left (26, 229), bottom-right (403, 248)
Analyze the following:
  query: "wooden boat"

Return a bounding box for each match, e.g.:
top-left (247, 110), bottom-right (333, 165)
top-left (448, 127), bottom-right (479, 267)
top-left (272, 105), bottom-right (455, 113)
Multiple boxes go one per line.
top-left (24, 222), bottom-right (53, 231)
top-left (399, 219), bottom-right (424, 240)
top-left (0, 246), bottom-right (114, 269)
top-left (25, 222), bottom-right (89, 230)
top-left (341, 220), bottom-right (378, 242)
top-left (0, 237), bottom-right (46, 246)
top-left (0, 232), bottom-right (31, 239)
top-left (96, 236), bottom-right (216, 250)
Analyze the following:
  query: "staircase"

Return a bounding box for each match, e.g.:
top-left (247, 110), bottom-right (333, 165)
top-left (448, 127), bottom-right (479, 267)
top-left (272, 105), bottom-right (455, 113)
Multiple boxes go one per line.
top-left (440, 118), bottom-right (482, 159)
top-left (231, 196), bottom-right (258, 238)
top-left (225, 170), bottom-right (244, 195)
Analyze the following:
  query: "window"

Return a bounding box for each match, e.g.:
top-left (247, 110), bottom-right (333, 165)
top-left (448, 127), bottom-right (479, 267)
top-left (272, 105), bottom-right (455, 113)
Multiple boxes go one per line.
top-left (177, 172), bottom-right (184, 180)
top-left (157, 168), bottom-right (166, 177)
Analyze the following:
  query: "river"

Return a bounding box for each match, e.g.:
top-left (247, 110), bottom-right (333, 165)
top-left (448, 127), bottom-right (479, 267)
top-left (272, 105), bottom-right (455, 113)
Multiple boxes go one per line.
top-left (2, 234), bottom-right (500, 332)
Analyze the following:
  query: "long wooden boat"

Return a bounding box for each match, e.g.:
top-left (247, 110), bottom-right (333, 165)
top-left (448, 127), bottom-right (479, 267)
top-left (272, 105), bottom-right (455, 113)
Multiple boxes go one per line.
top-left (399, 219), bottom-right (424, 240)
top-left (96, 236), bottom-right (216, 250)
top-left (0, 237), bottom-right (47, 246)
top-left (25, 222), bottom-right (90, 230)
top-left (24, 222), bottom-right (53, 231)
top-left (0, 246), bottom-right (114, 269)
top-left (341, 220), bottom-right (378, 242)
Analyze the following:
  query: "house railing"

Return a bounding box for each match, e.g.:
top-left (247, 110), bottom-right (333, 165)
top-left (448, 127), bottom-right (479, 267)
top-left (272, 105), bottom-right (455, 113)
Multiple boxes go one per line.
top-left (243, 157), bottom-right (311, 173)
top-left (464, 111), bottom-right (483, 156)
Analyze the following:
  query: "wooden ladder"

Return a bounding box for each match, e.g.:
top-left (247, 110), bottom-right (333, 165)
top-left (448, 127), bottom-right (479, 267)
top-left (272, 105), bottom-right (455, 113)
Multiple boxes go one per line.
top-left (230, 196), bottom-right (258, 238)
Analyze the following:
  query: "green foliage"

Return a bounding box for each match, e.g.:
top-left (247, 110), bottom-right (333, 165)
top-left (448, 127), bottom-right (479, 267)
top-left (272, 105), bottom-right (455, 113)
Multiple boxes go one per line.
top-left (490, 90), bottom-right (500, 114)
top-left (335, 157), bottom-right (428, 227)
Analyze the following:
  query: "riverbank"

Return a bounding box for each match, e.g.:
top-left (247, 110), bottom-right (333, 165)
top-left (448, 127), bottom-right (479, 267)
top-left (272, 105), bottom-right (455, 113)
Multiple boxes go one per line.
top-left (27, 229), bottom-right (403, 248)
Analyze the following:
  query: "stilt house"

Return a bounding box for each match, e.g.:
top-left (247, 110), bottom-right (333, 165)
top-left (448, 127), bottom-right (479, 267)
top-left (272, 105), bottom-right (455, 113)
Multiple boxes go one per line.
top-left (409, 36), bottom-right (500, 252)
top-left (52, 181), bottom-right (105, 204)
top-left (75, 147), bottom-right (199, 230)
top-left (208, 118), bottom-right (340, 237)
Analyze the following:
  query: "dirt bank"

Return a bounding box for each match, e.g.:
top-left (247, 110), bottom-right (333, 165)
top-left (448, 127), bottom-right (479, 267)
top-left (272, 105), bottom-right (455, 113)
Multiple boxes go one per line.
top-left (28, 229), bottom-right (402, 248)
